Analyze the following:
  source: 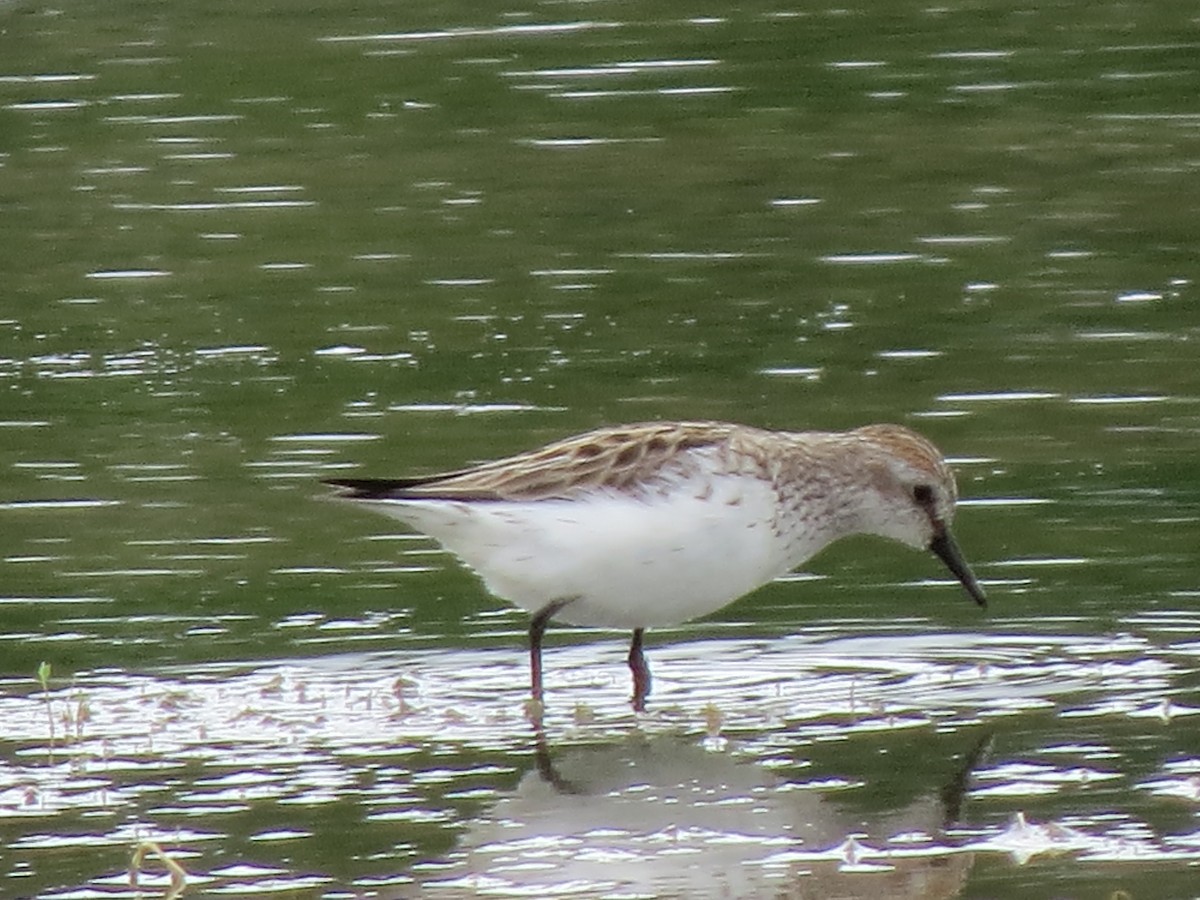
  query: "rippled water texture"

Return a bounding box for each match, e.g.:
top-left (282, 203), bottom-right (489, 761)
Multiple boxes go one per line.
top-left (2, 0), bottom-right (1199, 896)
top-left (5, 626), bottom-right (1200, 897)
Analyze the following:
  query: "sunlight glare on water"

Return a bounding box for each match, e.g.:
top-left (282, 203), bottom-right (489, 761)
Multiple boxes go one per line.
top-left (3, 0), bottom-right (1200, 896)
top-left (4, 627), bottom-right (1200, 895)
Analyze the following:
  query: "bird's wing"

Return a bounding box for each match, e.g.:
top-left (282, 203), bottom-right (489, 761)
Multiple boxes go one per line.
top-left (324, 421), bottom-right (742, 502)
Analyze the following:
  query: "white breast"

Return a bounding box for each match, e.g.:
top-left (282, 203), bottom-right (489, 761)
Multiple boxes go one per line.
top-left (357, 471), bottom-right (820, 629)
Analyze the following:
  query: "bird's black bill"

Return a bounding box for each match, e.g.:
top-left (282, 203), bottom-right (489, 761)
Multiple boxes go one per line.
top-left (929, 529), bottom-right (988, 607)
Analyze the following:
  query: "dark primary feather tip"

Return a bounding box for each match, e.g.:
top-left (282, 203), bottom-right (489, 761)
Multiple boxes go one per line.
top-left (323, 478), bottom-right (422, 500)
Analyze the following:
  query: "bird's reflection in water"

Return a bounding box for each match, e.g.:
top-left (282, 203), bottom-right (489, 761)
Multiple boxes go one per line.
top-left (412, 729), bottom-right (989, 899)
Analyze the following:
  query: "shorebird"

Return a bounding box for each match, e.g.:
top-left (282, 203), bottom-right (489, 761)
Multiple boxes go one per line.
top-left (325, 421), bottom-right (987, 712)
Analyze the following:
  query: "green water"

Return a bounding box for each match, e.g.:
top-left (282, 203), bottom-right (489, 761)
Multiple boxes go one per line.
top-left (2, 0), bottom-right (1199, 897)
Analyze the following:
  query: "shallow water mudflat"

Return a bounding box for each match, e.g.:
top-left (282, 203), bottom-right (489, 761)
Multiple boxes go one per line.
top-left (3, 0), bottom-right (1199, 895)
top-left (3, 624), bottom-right (1200, 897)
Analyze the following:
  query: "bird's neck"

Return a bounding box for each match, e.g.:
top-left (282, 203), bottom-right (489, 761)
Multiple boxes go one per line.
top-left (764, 436), bottom-right (875, 559)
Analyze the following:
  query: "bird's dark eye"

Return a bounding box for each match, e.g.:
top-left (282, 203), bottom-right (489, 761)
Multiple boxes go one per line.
top-left (913, 484), bottom-right (934, 505)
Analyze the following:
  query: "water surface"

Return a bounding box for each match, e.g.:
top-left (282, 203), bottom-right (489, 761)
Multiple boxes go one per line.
top-left (2, 0), bottom-right (1198, 896)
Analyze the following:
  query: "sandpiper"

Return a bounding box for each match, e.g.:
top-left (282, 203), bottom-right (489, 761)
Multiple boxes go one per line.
top-left (325, 421), bottom-right (987, 712)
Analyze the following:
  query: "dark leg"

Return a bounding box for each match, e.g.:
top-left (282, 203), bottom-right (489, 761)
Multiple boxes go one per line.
top-left (529, 599), bottom-right (570, 704)
top-left (628, 628), bottom-right (651, 712)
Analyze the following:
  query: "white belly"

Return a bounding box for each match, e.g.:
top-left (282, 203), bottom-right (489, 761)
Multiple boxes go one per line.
top-left (359, 475), bottom-right (804, 628)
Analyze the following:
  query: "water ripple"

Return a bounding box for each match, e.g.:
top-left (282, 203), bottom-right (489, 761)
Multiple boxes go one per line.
top-left (1, 628), bottom-right (1197, 894)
